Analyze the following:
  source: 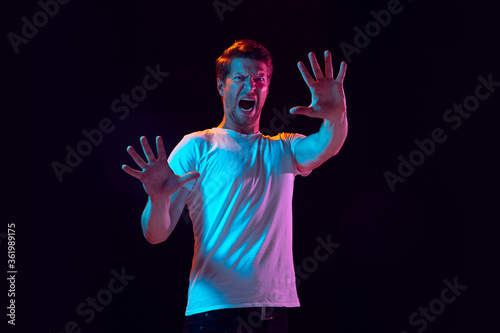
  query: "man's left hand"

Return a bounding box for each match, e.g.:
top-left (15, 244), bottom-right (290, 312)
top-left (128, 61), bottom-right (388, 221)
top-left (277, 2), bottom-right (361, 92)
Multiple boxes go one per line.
top-left (290, 50), bottom-right (347, 122)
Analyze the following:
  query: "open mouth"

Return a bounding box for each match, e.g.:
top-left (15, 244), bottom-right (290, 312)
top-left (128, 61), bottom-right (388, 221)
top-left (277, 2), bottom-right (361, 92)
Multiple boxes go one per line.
top-left (239, 98), bottom-right (256, 112)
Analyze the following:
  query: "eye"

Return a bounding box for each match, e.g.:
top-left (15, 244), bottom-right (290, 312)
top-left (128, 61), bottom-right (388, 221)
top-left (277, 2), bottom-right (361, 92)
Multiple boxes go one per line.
top-left (255, 75), bottom-right (267, 83)
top-left (234, 75), bottom-right (243, 80)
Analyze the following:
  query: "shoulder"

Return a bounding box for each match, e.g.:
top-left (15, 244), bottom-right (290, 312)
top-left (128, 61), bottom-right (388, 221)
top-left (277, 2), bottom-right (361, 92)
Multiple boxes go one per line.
top-left (275, 132), bottom-right (306, 140)
top-left (184, 128), bottom-right (226, 142)
top-left (268, 132), bottom-right (307, 146)
top-left (175, 128), bottom-right (228, 153)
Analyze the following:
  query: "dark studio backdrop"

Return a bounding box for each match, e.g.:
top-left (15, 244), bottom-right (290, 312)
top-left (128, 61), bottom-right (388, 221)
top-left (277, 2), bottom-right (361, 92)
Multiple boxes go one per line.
top-left (4, 0), bottom-right (499, 332)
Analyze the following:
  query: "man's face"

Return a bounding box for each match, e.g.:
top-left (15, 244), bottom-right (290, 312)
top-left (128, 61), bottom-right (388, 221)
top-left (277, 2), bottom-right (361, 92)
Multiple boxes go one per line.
top-left (217, 57), bottom-right (270, 131)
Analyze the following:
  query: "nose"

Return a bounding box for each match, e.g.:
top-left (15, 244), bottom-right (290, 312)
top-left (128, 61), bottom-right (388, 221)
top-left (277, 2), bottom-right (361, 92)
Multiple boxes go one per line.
top-left (244, 76), bottom-right (256, 91)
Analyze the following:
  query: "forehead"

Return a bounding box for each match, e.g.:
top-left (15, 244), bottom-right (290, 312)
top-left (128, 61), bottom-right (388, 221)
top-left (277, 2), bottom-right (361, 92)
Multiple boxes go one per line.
top-left (229, 57), bottom-right (268, 76)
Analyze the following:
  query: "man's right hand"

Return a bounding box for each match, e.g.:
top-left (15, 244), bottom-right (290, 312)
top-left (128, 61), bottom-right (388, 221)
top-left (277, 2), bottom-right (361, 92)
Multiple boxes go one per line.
top-left (122, 136), bottom-right (200, 200)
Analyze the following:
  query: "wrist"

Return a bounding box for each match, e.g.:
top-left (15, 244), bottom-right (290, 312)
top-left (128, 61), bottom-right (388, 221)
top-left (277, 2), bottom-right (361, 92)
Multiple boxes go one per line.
top-left (148, 195), bottom-right (171, 205)
top-left (325, 110), bottom-right (347, 126)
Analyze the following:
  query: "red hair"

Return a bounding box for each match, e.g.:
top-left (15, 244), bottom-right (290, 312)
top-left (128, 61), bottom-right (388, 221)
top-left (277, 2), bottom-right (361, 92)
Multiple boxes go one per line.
top-left (215, 40), bottom-right (273, 81)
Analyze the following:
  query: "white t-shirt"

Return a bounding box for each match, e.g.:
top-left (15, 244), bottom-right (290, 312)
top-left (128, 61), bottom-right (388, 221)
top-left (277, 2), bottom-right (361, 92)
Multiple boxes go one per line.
top-left (167, 127), bottom-right (311, 316)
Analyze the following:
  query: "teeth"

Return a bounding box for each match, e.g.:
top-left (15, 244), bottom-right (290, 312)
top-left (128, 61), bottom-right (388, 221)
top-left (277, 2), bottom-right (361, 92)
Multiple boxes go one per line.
top-left (239, 98), bottom-right (256, 112)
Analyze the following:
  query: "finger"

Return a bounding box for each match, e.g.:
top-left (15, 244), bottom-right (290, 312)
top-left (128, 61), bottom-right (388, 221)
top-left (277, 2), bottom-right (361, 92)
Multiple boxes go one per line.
top-left (122, 164), bottom-right (142, 179)
top-left (297, 61), bottom-right (315, 87)
top-left (336, 61), bottom-right (347, 84)
top-left (156, 136), bottom-right (167, 160)
top-left (308, 52), bottom-right (324, 80)
top-left (324, 50), bottom-right (334, 79)
top-left (289, 106), bottom-right (314, 116)
top-left (140, 136), bottom-right (156, 163)
top-left (178, 171), bottom-right (201, 186)
top-left (127, 146), bottom-right (148, 169)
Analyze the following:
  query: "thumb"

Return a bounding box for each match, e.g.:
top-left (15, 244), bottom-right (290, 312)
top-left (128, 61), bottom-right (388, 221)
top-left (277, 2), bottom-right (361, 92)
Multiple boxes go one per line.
top-left (289, 106), bottom-right (314, 116)
top-left (178, 171), bottom-right (201, 186)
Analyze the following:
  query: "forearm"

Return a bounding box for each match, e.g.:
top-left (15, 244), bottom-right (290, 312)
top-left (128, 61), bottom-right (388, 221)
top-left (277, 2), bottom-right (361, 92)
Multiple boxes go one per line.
top-left (141, 196), bottom-right (172, 244)
top-left (296, 112), bottom-right (348, 171)
top-left (318, 112), bottom-right (348, 158)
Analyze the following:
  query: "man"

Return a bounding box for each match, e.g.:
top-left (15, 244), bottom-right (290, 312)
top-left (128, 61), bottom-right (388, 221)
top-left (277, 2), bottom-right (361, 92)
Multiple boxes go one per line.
top-left (122, 40), bottom-right (347, 333)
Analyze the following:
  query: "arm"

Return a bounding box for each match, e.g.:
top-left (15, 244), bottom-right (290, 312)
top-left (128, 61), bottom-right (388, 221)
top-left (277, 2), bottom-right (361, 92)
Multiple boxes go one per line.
top-left (291, 51), bottom-right (348, 172)
top-left (122, 136), bottom-right (200, 244)
top-left (295, 115), bottom-right (347, 172)
top-left (140, 186), bottom-right (190, 244)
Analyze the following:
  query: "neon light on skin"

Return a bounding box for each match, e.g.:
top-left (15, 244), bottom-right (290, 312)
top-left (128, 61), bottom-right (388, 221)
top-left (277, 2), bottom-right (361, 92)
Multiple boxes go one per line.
top-left (217, 57), bottom-right (270, 135)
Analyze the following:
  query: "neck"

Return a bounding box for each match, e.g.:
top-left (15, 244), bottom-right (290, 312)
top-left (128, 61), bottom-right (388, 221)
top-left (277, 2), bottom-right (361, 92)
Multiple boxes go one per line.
top-left (217, 116), bottom-right (260, 135)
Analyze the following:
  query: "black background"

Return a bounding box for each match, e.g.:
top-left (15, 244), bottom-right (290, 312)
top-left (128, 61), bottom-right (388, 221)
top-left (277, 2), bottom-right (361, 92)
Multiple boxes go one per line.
top-left (4, 0), bottom-right (499, 332)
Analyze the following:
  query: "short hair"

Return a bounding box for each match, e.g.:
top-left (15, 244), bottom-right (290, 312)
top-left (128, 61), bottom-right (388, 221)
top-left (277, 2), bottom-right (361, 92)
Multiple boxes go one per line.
top-left (215, 39), bottom-right (273, 82)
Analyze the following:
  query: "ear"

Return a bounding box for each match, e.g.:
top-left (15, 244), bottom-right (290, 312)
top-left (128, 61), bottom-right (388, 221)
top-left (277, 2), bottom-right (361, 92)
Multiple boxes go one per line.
top-left (217, 77), bottom-right (224, 97)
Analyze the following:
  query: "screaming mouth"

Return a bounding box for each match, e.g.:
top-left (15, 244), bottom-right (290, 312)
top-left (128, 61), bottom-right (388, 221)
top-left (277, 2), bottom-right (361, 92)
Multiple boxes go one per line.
top-left (239, 98), bottom-right (256, 111)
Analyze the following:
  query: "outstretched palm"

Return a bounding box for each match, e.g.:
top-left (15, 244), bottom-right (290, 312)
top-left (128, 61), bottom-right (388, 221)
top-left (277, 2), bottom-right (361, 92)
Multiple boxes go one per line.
top-left (122, 136), bottom-right (200, 199)
top-left (291, 50), bottom-right (347, 122)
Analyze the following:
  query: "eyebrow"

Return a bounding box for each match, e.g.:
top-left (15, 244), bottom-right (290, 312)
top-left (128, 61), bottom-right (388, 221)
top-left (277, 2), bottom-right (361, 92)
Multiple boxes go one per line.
top-left (232, 71), bottom-right (267, 76)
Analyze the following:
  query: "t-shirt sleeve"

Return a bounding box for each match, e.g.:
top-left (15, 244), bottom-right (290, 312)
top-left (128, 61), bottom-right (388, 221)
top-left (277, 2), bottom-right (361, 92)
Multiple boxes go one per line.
top-left (286, 133), bottom-right (312, 177)
top-left (167, 135), bottom-right (199, 191)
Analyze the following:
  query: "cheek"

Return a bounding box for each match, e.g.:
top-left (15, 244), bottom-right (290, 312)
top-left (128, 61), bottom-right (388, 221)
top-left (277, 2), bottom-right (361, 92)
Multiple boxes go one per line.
top-left (228, 84), bottom-right (242, 98)
top-left (258, 88), bottom-right (269, 102)
top-left (223, 87), bottom-right (235, 102)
